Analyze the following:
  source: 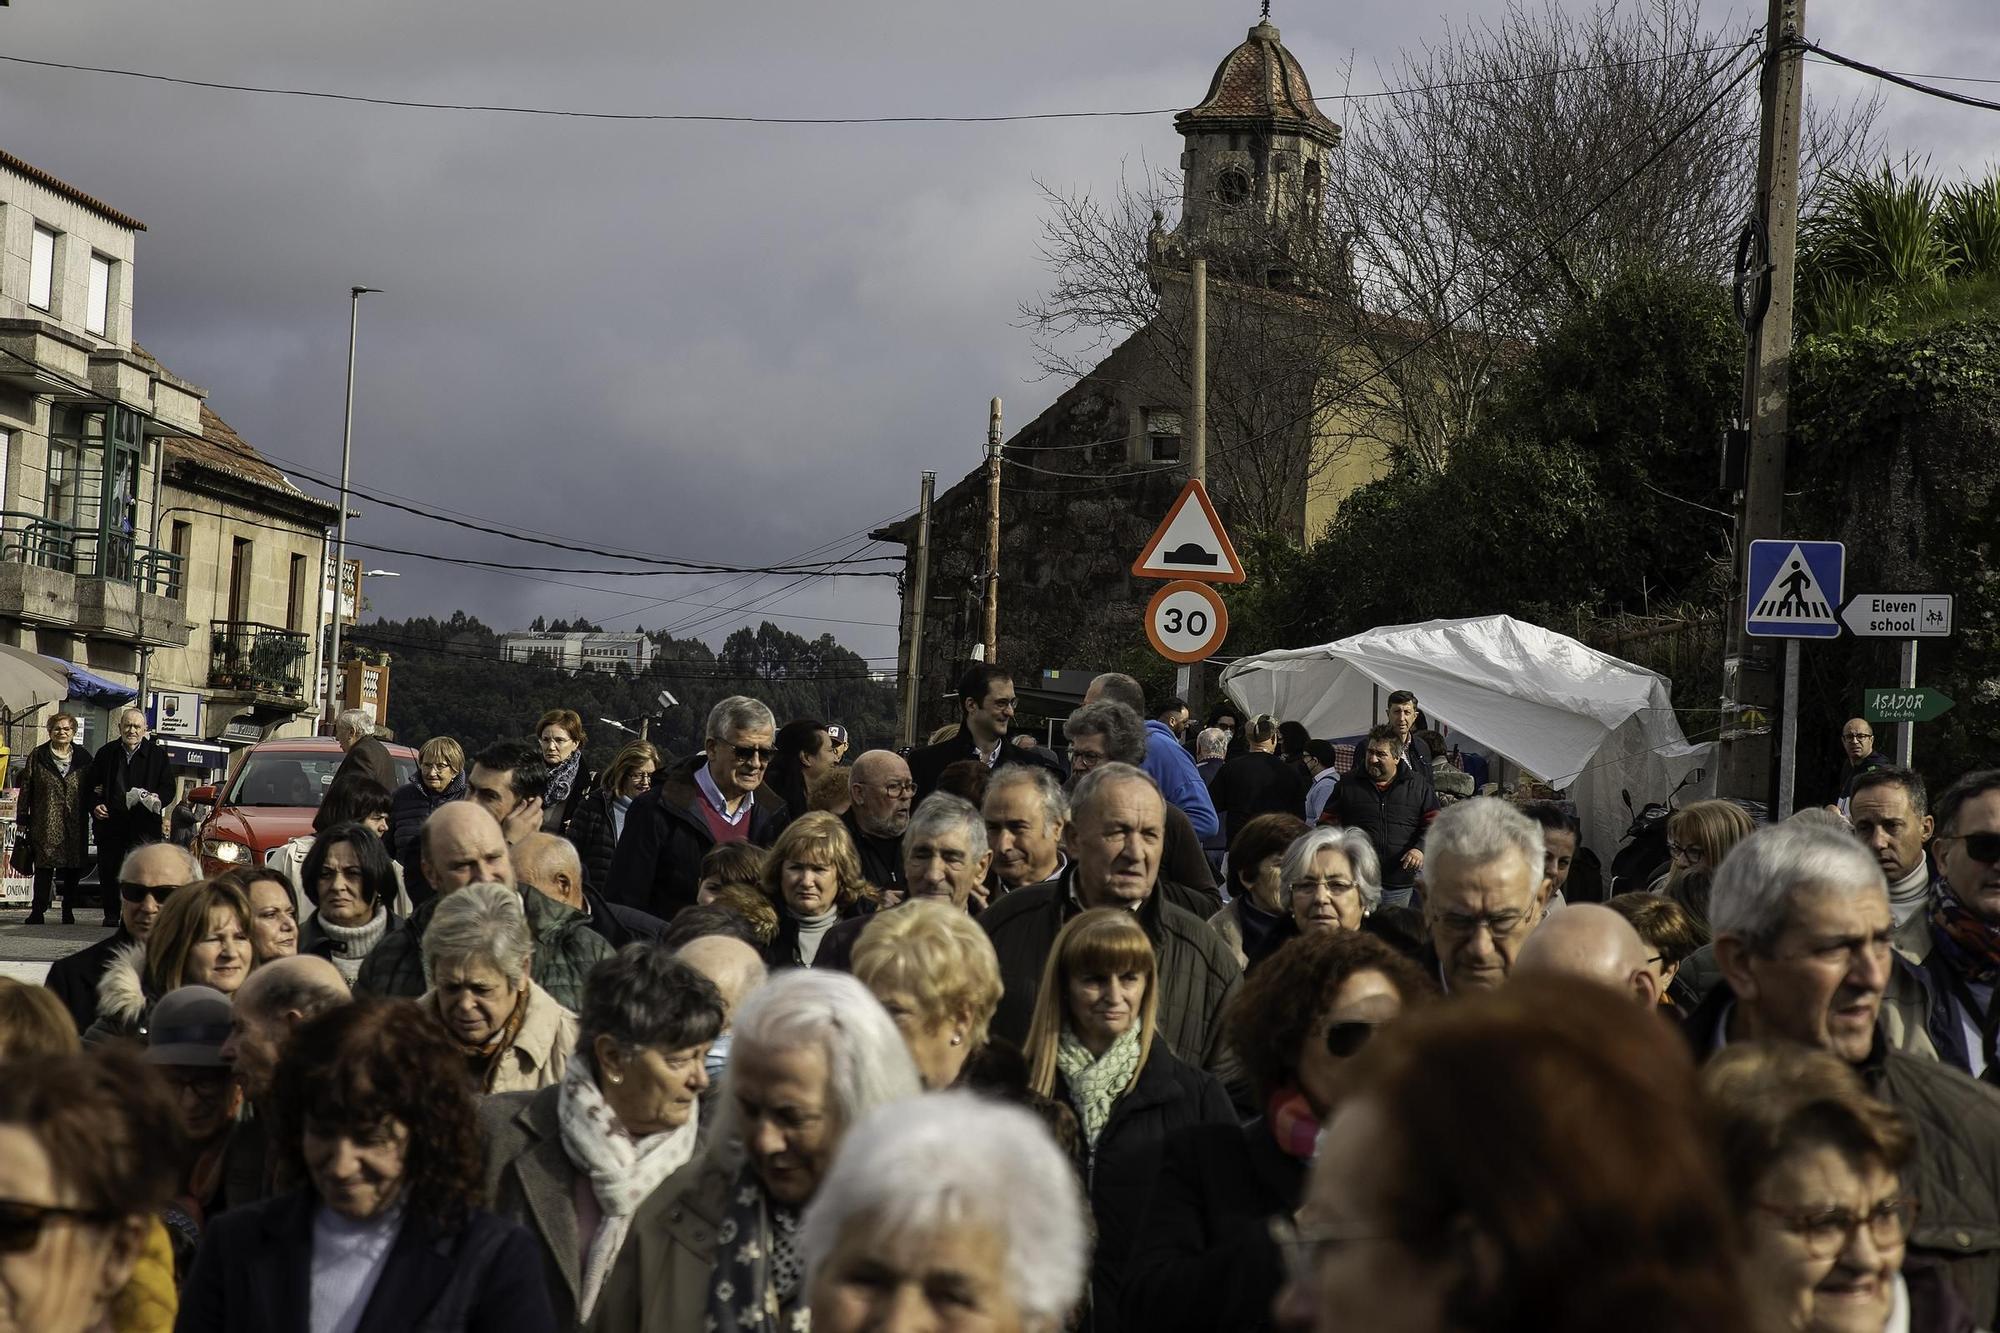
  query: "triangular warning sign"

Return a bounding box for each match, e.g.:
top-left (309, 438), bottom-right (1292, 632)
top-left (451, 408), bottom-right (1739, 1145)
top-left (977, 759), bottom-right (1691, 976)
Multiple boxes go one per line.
top-left (1132, 479), bottom-right (1245, 584)
top-left (1752, 545), bottom-right (1836, 624)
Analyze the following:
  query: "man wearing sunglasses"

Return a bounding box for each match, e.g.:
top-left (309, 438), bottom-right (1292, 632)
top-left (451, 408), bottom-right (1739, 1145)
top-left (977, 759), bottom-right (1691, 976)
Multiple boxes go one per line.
top-left (1690, 819), bottom-right (2000, 1324)
top-left (1884, 769), bottom-right (2000, 1079)
top-left (42, 842), bottom-right (201, 1033)
top-left (605, 695), bottom-right (793, 919)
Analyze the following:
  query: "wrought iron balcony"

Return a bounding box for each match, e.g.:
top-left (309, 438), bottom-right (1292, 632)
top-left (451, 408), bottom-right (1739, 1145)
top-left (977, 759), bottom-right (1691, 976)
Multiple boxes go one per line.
top-left (209, 620), bottom-right (309, 700)
top-left (0, 510), bottom-right (183, 595)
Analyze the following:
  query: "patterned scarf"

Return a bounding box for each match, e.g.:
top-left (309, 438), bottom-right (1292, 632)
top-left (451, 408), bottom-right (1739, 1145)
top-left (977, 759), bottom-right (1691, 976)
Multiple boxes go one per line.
top-left (1056, 1025), bottom-right (1144, 1146)
top-left (556, 1058), bottom-right (701, 1321)
top-left (437, 987), bottom-right (531, 1092)
top-left (1267, 1086), bottom-right (1322, 1160)
top-left (1929, 884), bottom-right (2000, 987)
top-left (545, 751), bottom-right (584, 809)
top-left (706, 1166), bottom-right (809, 1333)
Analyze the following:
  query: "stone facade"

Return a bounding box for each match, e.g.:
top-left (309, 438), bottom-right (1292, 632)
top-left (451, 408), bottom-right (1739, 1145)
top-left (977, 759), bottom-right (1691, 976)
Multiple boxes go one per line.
top-left (877, 21), bottom-right (1412, 734)
top-left (0, 148), bottom-right (208, 754)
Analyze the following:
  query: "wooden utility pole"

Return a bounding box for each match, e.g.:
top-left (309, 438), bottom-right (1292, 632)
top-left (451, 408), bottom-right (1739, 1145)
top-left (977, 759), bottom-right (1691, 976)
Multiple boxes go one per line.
top-left (900, 471), bottom-right (935, 748)
top-left (1717, 0), bottom-right (1806, 803)
top-left (982, 398), bottom-right (1002, 663)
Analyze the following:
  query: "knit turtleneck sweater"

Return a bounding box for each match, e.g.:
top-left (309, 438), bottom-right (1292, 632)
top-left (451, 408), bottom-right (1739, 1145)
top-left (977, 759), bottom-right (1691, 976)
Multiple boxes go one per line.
top-left (1888, 860), bottom-right (1933, 925)
top-left (314, 906), bottom-right (390, 983)
top-left (791, 907), bottom-right (839, 967)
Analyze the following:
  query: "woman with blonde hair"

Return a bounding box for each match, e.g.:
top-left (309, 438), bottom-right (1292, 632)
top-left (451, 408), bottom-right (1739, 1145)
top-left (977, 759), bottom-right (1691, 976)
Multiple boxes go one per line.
top-left (761, 811), bottom-right (878, 968)
top-left (851, 900), bottom-right (1003, 1089)
top-left (390, 733), bottom-right (466, 885)
top-left (1022, 908), bottom-right (1232, 1333)
top-left (1663, 799), bottom-right (1756, 925)
top-left (87, 879), bottom-right (253, 1045)
top-left (566, 739), bottom-right (661, 894)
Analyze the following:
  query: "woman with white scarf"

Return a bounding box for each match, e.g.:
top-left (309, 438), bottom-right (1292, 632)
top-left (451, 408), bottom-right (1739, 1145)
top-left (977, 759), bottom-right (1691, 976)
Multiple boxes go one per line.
top-left (479, 942), bottom-right (723, 1327)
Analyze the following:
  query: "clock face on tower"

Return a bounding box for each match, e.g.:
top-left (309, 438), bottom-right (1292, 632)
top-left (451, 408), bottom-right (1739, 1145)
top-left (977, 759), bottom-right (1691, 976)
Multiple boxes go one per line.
top-left (1215, 167), bottom-right (1252, 206)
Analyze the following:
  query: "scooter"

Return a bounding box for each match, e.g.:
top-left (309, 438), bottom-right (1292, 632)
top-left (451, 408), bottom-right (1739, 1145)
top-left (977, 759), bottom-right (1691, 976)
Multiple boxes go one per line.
top-left (1610, 768), bottom-right (1770, 895)
top-left (1610, 768), bottom-right (1705, 896)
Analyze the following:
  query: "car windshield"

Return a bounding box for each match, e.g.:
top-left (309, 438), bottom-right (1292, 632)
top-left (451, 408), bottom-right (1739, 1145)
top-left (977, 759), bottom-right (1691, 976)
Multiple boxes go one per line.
top-left (224, 753), bottom-right (416, 808)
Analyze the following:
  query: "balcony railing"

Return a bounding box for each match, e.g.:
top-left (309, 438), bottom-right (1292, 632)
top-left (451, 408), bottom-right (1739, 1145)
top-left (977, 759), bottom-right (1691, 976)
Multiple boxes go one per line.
top-left (209, 620), bottom-right (309, 700)
top-left (0, 510), bottom-right (183, 596)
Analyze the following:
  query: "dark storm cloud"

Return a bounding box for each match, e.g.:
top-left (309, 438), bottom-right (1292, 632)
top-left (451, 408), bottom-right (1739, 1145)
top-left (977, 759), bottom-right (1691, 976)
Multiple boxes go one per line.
top-left (0, 0), bottom-right (1983, 660)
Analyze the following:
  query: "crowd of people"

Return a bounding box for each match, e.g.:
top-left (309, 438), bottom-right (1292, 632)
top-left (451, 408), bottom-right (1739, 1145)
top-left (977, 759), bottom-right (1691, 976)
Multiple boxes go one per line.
top-left (8, 676), bottom-right (2000, 1333)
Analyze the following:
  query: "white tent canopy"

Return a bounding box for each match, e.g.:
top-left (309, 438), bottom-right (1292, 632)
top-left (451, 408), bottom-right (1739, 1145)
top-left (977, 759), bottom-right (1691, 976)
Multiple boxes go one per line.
top-left (1219, 615), bottom-right (1713, 858)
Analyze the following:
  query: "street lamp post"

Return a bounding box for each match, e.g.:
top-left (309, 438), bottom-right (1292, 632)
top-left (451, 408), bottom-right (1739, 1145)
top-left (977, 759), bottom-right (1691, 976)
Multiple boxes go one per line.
top-left (325, 286), bottom-right (380, 729)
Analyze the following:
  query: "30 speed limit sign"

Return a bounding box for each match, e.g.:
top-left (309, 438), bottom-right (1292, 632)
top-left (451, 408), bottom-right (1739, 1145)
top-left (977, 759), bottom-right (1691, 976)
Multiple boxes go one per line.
top-left (1145, 580), bottom-right (1230, 664)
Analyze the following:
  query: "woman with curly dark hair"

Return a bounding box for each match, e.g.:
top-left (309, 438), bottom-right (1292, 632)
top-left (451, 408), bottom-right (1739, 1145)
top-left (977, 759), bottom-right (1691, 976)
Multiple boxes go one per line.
top-left (176, 999), bottom-right (557, 1332)
top-left (1123, 930), bottom-right (1433, 1332)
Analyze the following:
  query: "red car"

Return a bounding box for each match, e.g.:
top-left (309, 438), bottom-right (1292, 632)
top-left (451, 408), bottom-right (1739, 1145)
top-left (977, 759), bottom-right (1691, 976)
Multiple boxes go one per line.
top-left (191, 736), bottom-right (417, 878)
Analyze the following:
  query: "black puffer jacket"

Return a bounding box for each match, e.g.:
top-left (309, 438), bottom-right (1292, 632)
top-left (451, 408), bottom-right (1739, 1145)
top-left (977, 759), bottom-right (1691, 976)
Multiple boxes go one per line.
top-left (388, 772), bottom-right (466, 892)
top-left (1058, 1046), bottom-right (1233, 1333)
top-left (1324, 766), bottom-right (1437, 891)
top-left (565, 789), bottom-right (624, 895)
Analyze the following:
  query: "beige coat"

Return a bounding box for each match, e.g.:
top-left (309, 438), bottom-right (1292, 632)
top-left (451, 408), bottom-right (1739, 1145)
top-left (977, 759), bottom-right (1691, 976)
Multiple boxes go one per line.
top-left (421, 979), bottom-right (578, 1096)
top-left (585, 1150), bottom-right (733, 1333)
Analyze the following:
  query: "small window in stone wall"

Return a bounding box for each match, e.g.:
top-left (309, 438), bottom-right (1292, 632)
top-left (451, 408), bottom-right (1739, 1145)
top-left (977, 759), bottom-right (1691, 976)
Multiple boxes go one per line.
top-left (1145, 409), bottom-right (1184, 463)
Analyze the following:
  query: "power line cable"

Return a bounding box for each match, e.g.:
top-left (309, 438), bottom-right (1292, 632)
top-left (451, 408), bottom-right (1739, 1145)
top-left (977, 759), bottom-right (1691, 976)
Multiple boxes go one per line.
top-left (1800, 42), bottom-right (2000, 114)
top-left (0, 43), bottom-right (1747, 125)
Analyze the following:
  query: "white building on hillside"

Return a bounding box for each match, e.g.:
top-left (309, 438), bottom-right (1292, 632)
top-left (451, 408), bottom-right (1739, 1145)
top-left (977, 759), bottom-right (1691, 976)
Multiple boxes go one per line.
top-left (498, 630), bottom-right (647, 675)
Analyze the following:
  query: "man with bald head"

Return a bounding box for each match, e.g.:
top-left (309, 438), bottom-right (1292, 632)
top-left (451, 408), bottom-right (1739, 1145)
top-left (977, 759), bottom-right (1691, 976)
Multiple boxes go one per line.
top-left (675, 933), bottom-right (768, 1088)
top-left (1512, 904), bottom-right (1662, 1008)
top-left (980, 762), bottom-right (1240, 1077)
top-left (217, 954), bottom-right (351, 1207)
top-left (512, 831), bottom-right (663, 948)
top-left (845, 750), bottom-right (914, 898)
top-left (358, 803), bottom-right (613, 1005)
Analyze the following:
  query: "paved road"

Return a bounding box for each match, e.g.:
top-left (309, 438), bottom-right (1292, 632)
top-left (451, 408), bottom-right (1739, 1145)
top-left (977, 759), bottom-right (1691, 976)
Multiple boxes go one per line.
top-left (0, 906), bottom-right (114, 984)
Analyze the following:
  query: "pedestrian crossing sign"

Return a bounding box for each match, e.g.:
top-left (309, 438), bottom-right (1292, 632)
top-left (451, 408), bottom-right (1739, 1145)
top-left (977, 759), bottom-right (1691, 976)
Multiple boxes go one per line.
top-left (1746, 539), bottom-right (1845, 639)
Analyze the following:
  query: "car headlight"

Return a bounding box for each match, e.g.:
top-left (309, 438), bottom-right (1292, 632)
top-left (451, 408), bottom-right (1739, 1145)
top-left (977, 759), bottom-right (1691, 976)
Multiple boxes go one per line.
top-left (204, 839), bottom-right (250, 864)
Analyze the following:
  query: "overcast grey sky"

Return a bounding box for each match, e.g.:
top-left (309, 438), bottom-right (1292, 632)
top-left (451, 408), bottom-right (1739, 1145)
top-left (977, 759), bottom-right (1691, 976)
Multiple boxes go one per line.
top-left (1, 0), bottom-right (1989, 666)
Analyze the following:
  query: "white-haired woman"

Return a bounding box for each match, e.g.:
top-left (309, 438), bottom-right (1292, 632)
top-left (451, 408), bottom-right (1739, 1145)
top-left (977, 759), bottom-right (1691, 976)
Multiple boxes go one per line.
top-left (419, 882), bottom-right (578, 1094)
top-left (803, 1090), bottom-right (1089, 1333)
top-left (591, 968), bottom-right (921, 1333)
top-left (481, 943), bottom-right (725, 1326)
top-left (1280, 824), bottom-right (1380, 941)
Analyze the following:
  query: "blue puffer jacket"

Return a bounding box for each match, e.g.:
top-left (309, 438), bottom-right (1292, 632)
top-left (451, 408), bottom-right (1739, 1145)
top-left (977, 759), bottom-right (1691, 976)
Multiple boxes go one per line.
top-left (388, 771), bottom-right (466, 895)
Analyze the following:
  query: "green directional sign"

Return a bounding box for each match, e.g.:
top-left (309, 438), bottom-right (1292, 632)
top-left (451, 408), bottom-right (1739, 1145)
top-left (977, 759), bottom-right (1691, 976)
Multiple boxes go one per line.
top-left (1865, 688), bottom-right (1955, 725)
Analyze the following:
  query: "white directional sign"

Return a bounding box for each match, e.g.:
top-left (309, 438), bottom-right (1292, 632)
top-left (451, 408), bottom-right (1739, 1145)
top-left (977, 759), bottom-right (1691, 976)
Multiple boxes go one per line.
top-left (1840, 594), bottom-right (1953, 639)
top-left (1145, 581), bottom-right (1230, 665)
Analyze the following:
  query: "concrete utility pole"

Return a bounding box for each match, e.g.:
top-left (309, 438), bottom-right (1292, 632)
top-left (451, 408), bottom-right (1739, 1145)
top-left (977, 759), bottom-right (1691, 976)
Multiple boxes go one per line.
top-left (326, 285), bottom-right (380, 730)
top-left (1717, 0), bottom-right (1805, 803)
top-left (981, 398), bottom-right (1002, 664)
top-left (1189, 258), bottom-right (1208, 480)
top-left (1178, 259), bottom-right (1211, 717)
top-left (900, 471), bottom-right (935, 748)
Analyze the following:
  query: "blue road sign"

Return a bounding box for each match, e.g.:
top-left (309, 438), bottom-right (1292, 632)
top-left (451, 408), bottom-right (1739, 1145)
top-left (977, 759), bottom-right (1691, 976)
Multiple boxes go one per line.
top-left (1747, 540), bottom-right (1845, 639)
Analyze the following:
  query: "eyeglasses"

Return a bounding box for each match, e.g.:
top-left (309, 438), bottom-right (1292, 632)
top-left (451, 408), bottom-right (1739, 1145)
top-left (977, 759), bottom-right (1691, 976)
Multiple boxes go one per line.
top-left (719, 743), bottom-right (777, 765)
top-left (869, 781), bottom-right (918, 797)
top-left (1434, 910), bottom-right (1528, 942)
top-left (1754, 1196), bottom-right (1917, 1258)
top-left (1841, 732), bottom-right (1874, 742)
top-left (161, 1069), bottom-right (235, 1103)
top-left (1324, 1020), bottom-right (1379, 1058)
top-left (1268, 1215), bottom-right (1390, 1289)
top-left (420, 761), bottom-right (457, 773)
top-left (1666, 841), bottom-right (1700, 863)
top-left (1289, 877), bottom-right (1359, 900)
top-left (1936, 832), bottom-right (2000, 865)
top-left (0, 1200), bottom-right (120, 1254)
top-left (1065, 748), bottom-right (1106, 767)
top-left (118, 880), bottom-right (181, 904)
